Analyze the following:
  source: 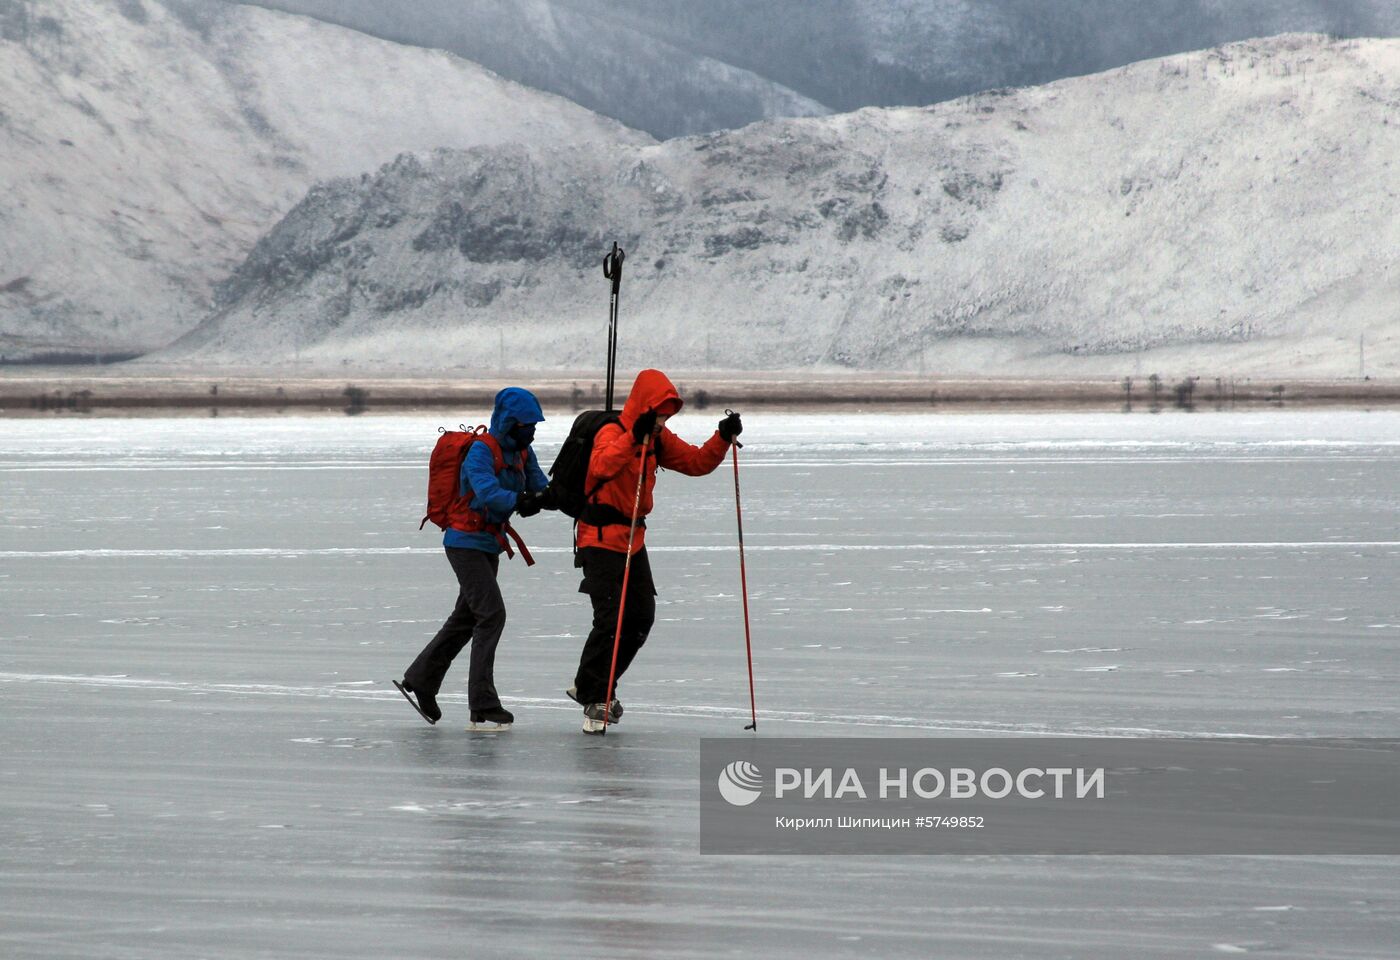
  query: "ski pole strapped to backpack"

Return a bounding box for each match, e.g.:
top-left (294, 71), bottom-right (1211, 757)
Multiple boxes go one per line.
top-left (603, 243), bottom-right (625, 412)
top-left (421, 426), bottom-right (534, 564)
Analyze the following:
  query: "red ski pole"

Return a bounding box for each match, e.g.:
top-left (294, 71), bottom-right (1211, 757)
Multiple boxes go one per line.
top-left (602, 433), bottom-right (650, 735)
top-left (729, 425), bottom-right (757, 731)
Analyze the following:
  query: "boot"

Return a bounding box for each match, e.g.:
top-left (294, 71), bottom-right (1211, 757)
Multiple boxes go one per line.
top-left (568, 686), bottom-right (621, 721)
top-left (469, 706), bottom-right (514, 731)
top-left (394, 679), bottom-right (441, 725)
top-left (581, 701), bottom-right (622, 735)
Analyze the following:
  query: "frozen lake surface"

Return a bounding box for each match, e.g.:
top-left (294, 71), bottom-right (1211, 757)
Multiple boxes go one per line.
top-left (2, 410), bottom-right (1398, 958)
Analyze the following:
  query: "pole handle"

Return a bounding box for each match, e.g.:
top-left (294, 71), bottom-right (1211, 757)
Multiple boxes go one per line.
top-left (603, 242), bottom-right (625, 288)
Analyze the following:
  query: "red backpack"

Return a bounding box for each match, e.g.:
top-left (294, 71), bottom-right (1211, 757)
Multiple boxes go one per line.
top-left (419, 425), bottom-right (534, 564)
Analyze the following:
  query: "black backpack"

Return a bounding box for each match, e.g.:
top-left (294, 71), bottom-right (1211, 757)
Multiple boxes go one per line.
top-left (548, 410), bottom-right (622, 519)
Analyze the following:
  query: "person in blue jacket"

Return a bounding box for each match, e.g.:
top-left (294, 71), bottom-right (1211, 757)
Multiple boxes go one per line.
top-left (397, 387), bottom-right (553, 729)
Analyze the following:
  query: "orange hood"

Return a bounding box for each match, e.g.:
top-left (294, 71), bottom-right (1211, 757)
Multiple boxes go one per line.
top-left (619, 369), bottom-right (683, 430)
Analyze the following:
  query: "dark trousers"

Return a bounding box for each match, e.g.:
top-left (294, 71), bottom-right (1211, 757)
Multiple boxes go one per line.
top-left (573, 546), bottom-right (657, 704)
top-left (405, 548), bottom-right (506, 711)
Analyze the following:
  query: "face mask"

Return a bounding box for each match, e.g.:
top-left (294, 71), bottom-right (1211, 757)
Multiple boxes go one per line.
top-left (509, 422), bottom-right (536, 448)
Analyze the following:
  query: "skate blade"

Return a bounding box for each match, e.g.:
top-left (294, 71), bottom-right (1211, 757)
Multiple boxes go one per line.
top-left (467, 721), bottom-right (512, 732)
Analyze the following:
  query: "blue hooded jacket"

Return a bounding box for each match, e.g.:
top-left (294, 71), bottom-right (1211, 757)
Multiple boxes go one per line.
top-left (444, 387), bottom-right (549, 554)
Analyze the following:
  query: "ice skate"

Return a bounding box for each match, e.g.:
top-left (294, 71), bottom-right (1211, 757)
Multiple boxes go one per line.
top-left (468, 706), bottom-right (514, 731)
top-left (567, 686), bottom-right (621, 721)
top-left (580, 701), bottom-right (620, 734)
top-left (393, 679), bottom-right (440, 725)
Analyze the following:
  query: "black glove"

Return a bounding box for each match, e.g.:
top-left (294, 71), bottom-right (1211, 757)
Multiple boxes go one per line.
top-left (514, 490), bottom-right (542, 518)
top-left (632, 409), bottom-right (658, 444)
top-left (718, 411), bottom-right (743, 443)
top-left (537, 484), bottom-right (560, 512)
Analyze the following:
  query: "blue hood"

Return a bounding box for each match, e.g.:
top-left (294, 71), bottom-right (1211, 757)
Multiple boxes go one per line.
top-left (489, 387), bottom-right (545, 449)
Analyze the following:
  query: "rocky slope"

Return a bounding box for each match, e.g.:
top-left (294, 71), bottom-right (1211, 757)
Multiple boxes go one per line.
top-left (0, 0), bottom-right (645, 360)
top-left (165, 35), bottom-right (1400, 377)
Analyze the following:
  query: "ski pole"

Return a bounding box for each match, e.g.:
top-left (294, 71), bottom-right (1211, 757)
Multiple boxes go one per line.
top-left (728, 416), bottom-right (757, 731)
top-left (603, 243), bottom-right (624, 411)
top-left (602, 431), bottom-right (649, 735)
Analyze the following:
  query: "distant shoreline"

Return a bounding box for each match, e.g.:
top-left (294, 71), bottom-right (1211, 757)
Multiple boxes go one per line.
top-left (3, 370), bottom-right (1399, 416)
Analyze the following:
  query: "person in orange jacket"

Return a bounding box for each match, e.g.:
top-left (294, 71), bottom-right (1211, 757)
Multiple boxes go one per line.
top-left (566, 369), bottom-right (742, 732)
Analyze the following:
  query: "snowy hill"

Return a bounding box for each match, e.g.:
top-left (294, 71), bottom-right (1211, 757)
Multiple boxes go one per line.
top-left (247, 0), bottom-right (1400, 137)
top-left (0, 0), bottom-right (646, 361)
top-left (165, 35), bottom-right (1400, 377)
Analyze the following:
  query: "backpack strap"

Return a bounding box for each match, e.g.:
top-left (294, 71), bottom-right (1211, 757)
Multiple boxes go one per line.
top-left (476, 431), bottom-right (505, 473)
top-left (465, 430), bottom-right (533, 564)
top-left (578, 435), bottom-right (653, 545)
top-left (498, 522), bottom-right (535, 566)
top-left (477, 431), bottom-right (527, 485)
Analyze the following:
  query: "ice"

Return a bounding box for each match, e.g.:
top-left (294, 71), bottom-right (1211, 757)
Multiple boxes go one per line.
top-left (2, 410), bottom-right (1398, 958)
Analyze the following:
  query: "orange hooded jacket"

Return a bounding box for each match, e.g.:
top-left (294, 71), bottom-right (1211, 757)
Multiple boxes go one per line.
top-left (576, 369), bottom-right (730, 554)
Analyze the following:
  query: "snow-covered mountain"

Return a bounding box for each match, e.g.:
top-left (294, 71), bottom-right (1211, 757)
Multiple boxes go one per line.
top-left (247, 0), bottom-right (1400, 137)
top-left (165, 35), bottom-right (1400, 377)
top-left (246, 0), bottom-right (831, 140)
top-left (0, 0), bottom-right (646, 361)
